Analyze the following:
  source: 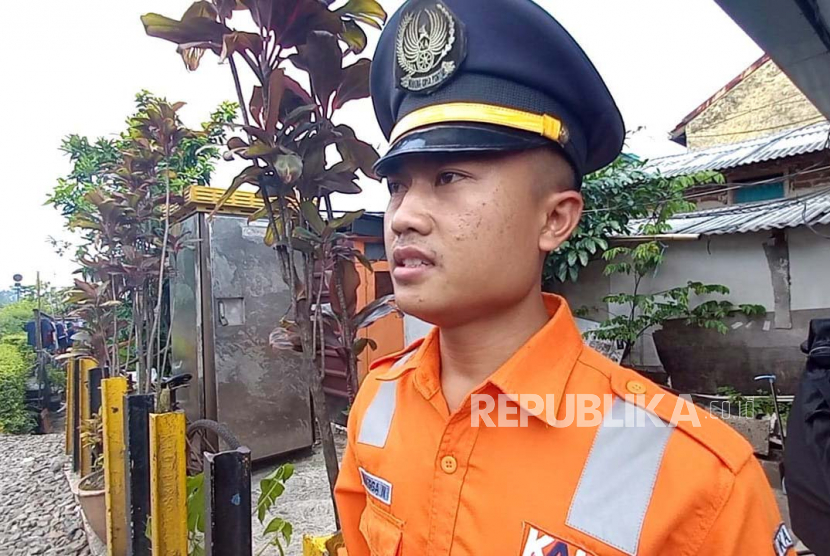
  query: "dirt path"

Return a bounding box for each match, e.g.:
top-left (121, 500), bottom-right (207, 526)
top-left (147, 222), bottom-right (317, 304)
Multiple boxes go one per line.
top-left (0, 434), bottom-right (89, 555)
top-left (251, 429), bottom-right (347, 556)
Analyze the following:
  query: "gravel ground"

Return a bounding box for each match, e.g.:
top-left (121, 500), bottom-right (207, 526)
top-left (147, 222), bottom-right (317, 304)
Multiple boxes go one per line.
top-left (252, 429), bottom-right (347, 556)
top-left (0, 434), bottom-right (89, 556)
top-left (0, 428), bottom-right (346, 556)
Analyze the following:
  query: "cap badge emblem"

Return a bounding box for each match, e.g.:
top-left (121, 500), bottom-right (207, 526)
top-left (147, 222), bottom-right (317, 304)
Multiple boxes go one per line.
top-left (395, 2), bottom-right (465, 93)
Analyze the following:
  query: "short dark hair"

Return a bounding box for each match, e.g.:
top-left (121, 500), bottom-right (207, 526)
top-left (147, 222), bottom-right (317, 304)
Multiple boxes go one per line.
top-left (533, 145), bottom-right (580, 192)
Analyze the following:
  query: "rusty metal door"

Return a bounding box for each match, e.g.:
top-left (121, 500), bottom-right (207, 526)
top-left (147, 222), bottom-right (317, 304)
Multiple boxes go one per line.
top-left (172, 213), bottom-right (314, 461)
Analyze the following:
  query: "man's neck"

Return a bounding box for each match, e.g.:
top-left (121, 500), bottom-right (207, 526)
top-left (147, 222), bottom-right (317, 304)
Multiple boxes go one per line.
top-left (438, 291), bottom-right (551, 411)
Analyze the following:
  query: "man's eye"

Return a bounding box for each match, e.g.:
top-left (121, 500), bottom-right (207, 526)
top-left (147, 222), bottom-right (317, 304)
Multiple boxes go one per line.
top-left (436, 171), bottom-right (463, 186)
top-left (387, 181), bottom-right (405, 195)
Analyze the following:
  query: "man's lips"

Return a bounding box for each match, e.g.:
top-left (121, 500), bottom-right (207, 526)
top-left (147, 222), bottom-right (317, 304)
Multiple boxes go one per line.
top-left (392, 246), bottom-right (436, 282)
top-left (392, 246), bottom-right (436, 269)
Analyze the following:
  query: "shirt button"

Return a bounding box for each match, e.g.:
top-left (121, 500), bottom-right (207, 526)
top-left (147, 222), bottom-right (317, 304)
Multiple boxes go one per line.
top-left (626, 380), bottom-right (647, 395)
top-left (440, 455), bottom-right (457, 474)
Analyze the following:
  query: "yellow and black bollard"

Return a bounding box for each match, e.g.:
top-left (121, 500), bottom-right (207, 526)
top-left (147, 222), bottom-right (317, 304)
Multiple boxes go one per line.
top-left (204, 447), bottom-right (253, 556)
top-left (125, 394), bottom-right (154, 556)
top-left (78, 358), bottom-right (97, 477)
top-left (102, 376), bottom-right (128, 555)
top-left (149, 412), bottom-right (187, 555)
top-left (70, 359), bottom-right (82, 472)
top-left (65, 359), bottom-right (75, 457)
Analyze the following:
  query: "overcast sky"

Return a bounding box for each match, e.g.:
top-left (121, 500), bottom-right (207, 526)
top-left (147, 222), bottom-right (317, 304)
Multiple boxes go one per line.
top-left (0, 0), bottom-right (762, 288)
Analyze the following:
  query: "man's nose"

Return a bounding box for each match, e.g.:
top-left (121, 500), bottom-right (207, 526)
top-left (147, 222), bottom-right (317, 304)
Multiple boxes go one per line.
top-left (389, 182), bottom-right (433, 237)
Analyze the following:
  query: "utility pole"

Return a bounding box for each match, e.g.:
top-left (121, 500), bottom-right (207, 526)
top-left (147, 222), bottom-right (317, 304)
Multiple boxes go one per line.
top-left (35, 272), bottom-right (47, 414)
top-left (35, 272), bottom-right (43, 355)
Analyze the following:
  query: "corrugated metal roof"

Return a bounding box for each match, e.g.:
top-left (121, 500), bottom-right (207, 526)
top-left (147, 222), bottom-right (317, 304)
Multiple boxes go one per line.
top-left (629, 188), bottom-right (830, 236)
top-left (647, 121), bottom-right (830, 177)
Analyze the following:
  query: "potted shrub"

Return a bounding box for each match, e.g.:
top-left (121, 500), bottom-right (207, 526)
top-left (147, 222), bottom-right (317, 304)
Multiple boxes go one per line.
top-left (78, 409), bottom-right (106, 542)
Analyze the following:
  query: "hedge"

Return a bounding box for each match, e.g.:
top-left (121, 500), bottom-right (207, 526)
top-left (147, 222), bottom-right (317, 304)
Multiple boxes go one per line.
top-left (0, 342), bottom-right (34, 434)
top-left (0, 299), bottom-right (37, 338)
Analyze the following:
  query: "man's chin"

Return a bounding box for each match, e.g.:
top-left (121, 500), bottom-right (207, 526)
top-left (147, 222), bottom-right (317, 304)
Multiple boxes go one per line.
top-left (394, 289), bottom-right (447, 326)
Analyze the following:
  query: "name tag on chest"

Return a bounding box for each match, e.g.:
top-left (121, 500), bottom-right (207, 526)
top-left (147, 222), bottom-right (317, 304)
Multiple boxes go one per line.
top-left (359, 467), bottom-right (393, 505)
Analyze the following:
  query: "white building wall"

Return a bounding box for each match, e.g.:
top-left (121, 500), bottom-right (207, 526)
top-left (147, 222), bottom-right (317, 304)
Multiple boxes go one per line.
top-left (612, 233), bottom-right (776, 309)
top-left (594, 225), bottom-right (830, 369)
top-left (788, 225), bottom-right (830, 311)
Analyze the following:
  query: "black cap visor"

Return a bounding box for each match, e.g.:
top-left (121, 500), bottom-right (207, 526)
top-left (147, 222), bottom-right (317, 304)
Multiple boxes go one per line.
top-left (373, 122), bottom-right (552, 177)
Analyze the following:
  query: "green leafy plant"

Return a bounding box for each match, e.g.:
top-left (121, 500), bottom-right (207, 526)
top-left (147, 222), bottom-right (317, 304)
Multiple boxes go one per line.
top-left (80, 409), bottom-right (105, 471)
top-left (716, 386), bottom-right (791, 424)
top-left (592, 277), bottom-right (766, 364)
top-left (186, 473), bottom-right (207, 556)
top-left (545, 156), bottom-right (724, 284)
top-left (176, 465), bottom-right (295, 556)
top-left (256, 463), bottom-right (294, 556)
top-left (52, 95), bottom-right (233, 392)
top-left (142, 0), bottom-right (389, 518)
top-left (63, 280), bottom-right (120, 369)
top-left (588, 196), bottom-right (766, 363)
top-left (0, 333), bottom-right (28, 351)
top-left (546, 156), bottom-right (765, 365)
top-left (0, 299), bottom-right (38, 338)
top-left (0, 343), bottom-right (35, 434)
top-left (47, 365), bottom-right (67, 393)
top-left (48, 92), bottom-right (236, 230)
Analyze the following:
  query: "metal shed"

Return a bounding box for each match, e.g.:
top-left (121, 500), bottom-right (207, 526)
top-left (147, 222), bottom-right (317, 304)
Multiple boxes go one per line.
top-left (170, 186), bottom-right (314, 461)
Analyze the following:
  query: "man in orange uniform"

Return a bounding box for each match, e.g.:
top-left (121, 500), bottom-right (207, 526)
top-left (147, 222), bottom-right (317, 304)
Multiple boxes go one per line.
top-left (334, 0), bottom-right (795, 554)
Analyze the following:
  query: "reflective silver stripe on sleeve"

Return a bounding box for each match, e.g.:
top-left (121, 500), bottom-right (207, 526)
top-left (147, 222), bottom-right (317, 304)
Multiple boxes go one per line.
top-left (566, 397), bottom-right (674, 555)
top-left (357, 380), bottom-right (398, 447)
top-left (356, 350), bottom-right (415, 447)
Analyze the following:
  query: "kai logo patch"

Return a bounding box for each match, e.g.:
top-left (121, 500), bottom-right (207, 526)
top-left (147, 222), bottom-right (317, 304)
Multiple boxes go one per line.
top-left (395, 0), bottom-right (467, 94)
top-left (521, 524), bottom-right (595, 556)
top-left (359, 468), bottom-right (392, 505)
top-left (774, 523), bottom-right (794, 556)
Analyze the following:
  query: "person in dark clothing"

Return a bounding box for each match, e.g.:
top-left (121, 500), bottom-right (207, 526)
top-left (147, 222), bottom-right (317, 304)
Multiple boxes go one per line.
top-left (55, 321), bottom-right (68, 352)
top-left (65, 321), bottom-right (76, 347)
top-left (785, 318), bottom-right (830, 556)
top-left (23, 310), bottom-right (56, 351)
top-left (24, 319), bottom-right (37, 348)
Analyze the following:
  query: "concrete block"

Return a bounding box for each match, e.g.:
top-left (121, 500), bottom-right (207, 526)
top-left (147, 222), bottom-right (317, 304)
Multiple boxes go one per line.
top-left (722, 415), bottom-right (770, 456)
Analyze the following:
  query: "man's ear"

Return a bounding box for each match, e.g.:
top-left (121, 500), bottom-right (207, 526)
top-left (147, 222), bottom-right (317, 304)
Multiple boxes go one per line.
top-left (538, 190), bottom-right (583, 253)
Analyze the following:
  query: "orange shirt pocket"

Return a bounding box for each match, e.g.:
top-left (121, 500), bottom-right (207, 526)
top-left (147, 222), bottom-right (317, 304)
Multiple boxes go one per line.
top-left (358, 501), bottom-right (404, 556)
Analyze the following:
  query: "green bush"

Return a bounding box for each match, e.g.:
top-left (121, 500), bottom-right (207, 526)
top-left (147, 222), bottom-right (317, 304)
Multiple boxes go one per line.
top-left (1, 333), bottom-right (28, 350)
top-left (0, 343), bottom-right (34, 434)
top-left (0, 300), bottom-right (37, 338)
top-left (48, 366), bottom-right (66, 393)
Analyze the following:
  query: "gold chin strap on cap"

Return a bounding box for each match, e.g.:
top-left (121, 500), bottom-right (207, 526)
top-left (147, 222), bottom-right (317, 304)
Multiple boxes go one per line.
top-left (388, 102), bottom-right (570, 146)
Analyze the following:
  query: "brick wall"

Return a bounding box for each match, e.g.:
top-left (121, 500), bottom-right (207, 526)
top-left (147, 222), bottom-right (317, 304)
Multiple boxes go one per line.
top-left (686, 59), bottom-right (823, 150)
top-left (791, 157), bottom-right (830, 192)
top-left (685, 150), bottom-right (830, 208)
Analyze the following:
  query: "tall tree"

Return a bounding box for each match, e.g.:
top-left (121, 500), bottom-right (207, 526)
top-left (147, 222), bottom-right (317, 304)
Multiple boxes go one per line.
top-left (142, 0), bottom-right (390, 520)
top-left (48, 91), bottom-right (236, 229)
top-left (49, 93), bottom-right (235, 389)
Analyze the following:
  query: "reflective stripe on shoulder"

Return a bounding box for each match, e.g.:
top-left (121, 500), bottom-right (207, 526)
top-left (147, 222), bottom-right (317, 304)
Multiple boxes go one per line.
top-left (357, 379), bottom-right (399, 448)
top-left (369, 339), bottom-right (424, 372)
top-left (393, 349), bottom-right (417, 370)
top-left (375, 348), bottom-right (419, 381)
top-left (566, 397), bottom-right (675, 555)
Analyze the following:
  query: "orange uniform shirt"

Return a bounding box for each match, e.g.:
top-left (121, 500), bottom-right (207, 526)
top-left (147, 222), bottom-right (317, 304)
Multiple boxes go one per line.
top-left (334, 294), bottom-right (794, 556)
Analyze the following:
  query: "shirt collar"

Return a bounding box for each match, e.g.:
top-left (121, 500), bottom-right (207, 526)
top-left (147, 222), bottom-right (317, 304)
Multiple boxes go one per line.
top-left (489, 294), bottom-right (584, 425)
top-left (375, 334), bottom-right (432, 381)
top-left (376, 294), bottom-right (585, 425)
